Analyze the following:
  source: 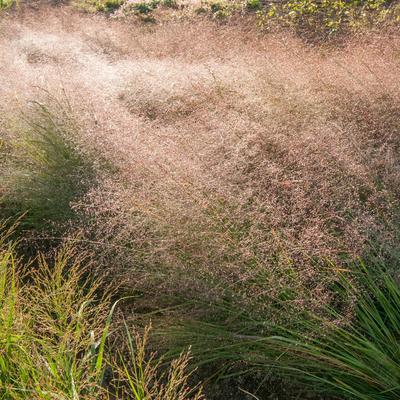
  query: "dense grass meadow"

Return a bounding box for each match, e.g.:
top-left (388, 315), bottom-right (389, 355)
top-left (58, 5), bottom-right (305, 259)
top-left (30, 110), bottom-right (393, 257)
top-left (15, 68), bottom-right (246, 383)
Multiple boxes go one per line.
top-left (0, 0), bottom-right (400, 398)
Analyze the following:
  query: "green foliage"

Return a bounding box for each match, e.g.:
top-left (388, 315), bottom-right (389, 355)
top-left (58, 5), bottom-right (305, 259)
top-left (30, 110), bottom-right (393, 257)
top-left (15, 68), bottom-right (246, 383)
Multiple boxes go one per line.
top-left (257, 0), bottom-right (400, 36)
top-left (246, 0), bottom-right (261, 10)
top-left (162, 0), bottom-right (177, 8)
top-left (0, 104), bottom-right (94, 233)
top-left (77, 0), bottom-right (161, 14)
top-left (0, 0), bottom-right (16, 10)
top-left (96, 0), bottom-right (124, 12)
top-left (134, 1), bottom-right (155, 14)
top-left (271, 260), bottom-right (400, 399)
top-left (115, 325), bottom-right (204, 399)
top-left (164, 258), bottom-right (400, 399)
top-left (71, 0), bottom-right (400, 33)
top-left (73, 0), bottom-right (124, 12)
top-left (133, 0), bottom-right (160, 14)
top-left (0, 239), bottom-right (109, 399)
top-left (198, 0), bottom-right (237, 18)
top-left (0, 226), bottom-right (202, 399)
top-left (209, 1), bottom-right (223, 12)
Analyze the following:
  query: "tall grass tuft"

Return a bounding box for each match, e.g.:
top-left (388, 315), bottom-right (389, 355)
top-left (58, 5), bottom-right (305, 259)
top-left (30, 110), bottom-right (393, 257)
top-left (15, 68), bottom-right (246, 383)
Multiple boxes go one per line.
top-left (1, 102), bottom-right (95, 233)
top-left (165, 257), bottom-right (400, 399)
top-left (114, 324), bottom-right (204, 400)
top-left (271, 259), bottom-right (400, 399)
top-left (0, 234), bottom-right (110, 398)
top-left (0, 223), bottom-right (203, 399)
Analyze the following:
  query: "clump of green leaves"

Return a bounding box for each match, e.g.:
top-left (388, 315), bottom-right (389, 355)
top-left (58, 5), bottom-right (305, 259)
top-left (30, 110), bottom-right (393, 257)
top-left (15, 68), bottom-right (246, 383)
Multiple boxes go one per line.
top-left (268, 259), bottom-right (400, 399)
top-left (96, 0), bottom-right (125, 12)
top-left (0, 0), bottom-right (16, 10)
top-left (73, 0), bottom-right (124, 12)
top-left (246, 0), bottom-right (261, 10)
top-left (133, 1), bottom-right (158, 14)
top-left (257, 0), bottom-right (400, 37)
top-left (162, 0), bottom-right (178, 8)
top-left (195, 0), bottom-right (238, 18)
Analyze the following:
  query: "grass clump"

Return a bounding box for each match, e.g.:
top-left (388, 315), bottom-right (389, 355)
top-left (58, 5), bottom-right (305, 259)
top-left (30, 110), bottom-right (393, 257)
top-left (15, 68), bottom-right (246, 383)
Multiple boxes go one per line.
top-left (0, 102), bottom-right (95, 233)
top-left (1, 5), bottom-right (400, 398)
top-left (161, 0), bottom-right (178, 8)
top-left (118, 0), bottom-right (161, 16)
top-left (114, 325), bottom-right (204, 399)
top-left (204, 1), bottom-right (236, 18)
top-left (76, 0), bottom-right (161, 14)
top-left (246, 0), bottom-right (261, 10)
top-left (0, 237), bottom-right (109, 398)
top-left (0, 223), bottom-right (203, 399)
top-left (272, 259), bottom-right (400, 399)
top-left (133, 1), bottom-right (158, 14)
top-left (164, 257), bottom-right (400, 399)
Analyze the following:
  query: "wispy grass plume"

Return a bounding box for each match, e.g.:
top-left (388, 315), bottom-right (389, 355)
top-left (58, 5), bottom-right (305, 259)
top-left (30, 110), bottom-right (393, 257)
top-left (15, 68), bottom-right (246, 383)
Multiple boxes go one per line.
top-left (164, 258), bottom-right (400, 399)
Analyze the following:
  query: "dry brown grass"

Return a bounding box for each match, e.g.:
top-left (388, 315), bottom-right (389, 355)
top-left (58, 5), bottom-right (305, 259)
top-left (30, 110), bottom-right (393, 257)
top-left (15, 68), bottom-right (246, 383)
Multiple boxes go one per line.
top-left (1, 4), bottom-right (399, 318)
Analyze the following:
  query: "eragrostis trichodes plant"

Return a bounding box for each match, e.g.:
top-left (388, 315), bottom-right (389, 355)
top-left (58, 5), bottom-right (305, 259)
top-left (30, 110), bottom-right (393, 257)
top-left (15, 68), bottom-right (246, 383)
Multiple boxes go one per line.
top-left (162, 256), bottom-right (400, 400)
top-left (0, 4), bottom-right (400, 398)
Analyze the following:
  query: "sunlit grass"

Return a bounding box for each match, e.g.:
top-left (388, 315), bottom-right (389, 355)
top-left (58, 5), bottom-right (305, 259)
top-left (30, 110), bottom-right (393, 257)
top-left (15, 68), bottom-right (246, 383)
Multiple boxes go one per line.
top-left (163, 257), bottom-right (400, 399)
top-left (0, 236), bottom-right (108, 398)
top-left (0, 4), bottom-right (399, 398)
top-left (114, 324), bottom-right (204, 399)
top-left (1, 103), bottom-right (95, 233)
top-left (0, 223), bottom-right (203, 399)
